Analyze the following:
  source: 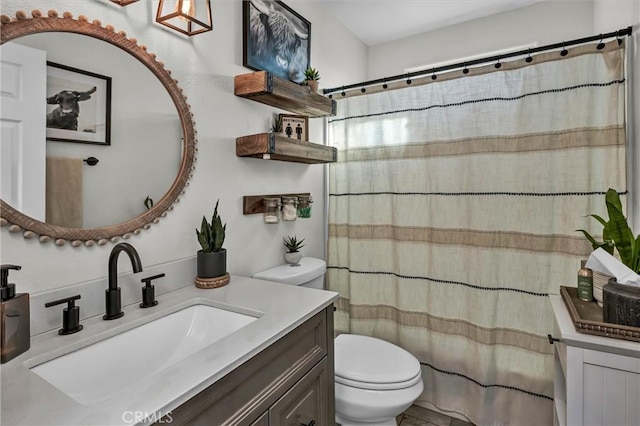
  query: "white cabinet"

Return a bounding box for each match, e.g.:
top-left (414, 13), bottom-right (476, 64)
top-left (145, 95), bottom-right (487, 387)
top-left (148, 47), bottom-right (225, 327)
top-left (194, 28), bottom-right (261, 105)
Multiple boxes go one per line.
top-left (550, 295), bottom-right (640, 426)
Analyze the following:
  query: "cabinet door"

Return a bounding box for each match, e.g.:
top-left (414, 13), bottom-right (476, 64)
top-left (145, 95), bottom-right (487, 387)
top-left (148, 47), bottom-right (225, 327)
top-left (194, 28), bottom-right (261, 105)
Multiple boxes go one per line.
top-left (250, 411), bottom-right (268, 426)
top-left (582, 349), bottom-right (640, 426)
top-left (270, 359), bottom-right (329, 426)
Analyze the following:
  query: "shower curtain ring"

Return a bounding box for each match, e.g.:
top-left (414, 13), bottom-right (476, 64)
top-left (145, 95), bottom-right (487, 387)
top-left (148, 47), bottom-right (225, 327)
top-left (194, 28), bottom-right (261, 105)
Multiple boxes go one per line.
top-left (341, 86), bottom-right (346, 97)
top-left (494, 57), bottom-right (502, 69)
top-left (382, 80), bottom-right (388, 89)
top-left (462, 62), bottom-right (469, 74)
top-left (360, 86), bottom-right (366, 93)
top-left (560, 42), bottom-right (568, 56)
top-left (431, 68), bottom-right (437, 80)
top-left (525, 49), bottom-right (533, 63)
top-left (597, 34), bottom-right (605, 50)
top-left (406, 73), bottom-right (412, 85)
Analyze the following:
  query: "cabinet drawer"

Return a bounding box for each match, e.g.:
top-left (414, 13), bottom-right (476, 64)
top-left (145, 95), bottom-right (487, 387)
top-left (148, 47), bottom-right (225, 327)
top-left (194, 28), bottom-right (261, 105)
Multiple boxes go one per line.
top-left (163, 308), bottom-right (330, 425)
top-left (270, 358), bottom-right (329, 426)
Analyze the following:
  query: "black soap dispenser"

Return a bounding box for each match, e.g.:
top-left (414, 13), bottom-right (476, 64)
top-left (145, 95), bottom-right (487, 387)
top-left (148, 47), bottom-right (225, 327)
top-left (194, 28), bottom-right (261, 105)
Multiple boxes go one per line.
top-left (1, 264), bottom-right (30, 363)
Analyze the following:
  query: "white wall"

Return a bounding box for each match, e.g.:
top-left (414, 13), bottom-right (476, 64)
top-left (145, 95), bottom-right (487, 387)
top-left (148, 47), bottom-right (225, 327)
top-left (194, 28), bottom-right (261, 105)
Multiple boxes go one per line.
top-left (368, 1), bottom-right (595, 80)
top-left (0, 0), bottom-right (368, 294)
top-left (366, 0), bottom-right (640, 232)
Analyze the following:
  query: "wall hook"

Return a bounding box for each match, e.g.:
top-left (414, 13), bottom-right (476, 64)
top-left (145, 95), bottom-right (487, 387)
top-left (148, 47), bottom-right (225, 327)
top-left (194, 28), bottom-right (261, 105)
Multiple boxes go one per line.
top-left (83, 157), bottom-right (99, 166)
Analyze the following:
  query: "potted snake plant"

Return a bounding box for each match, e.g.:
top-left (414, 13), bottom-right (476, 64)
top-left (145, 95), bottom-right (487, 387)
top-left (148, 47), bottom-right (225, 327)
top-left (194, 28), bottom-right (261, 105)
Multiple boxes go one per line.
top-left (195, 199), bottom-right (227, 279)
top-left (577, 188), bottom-right (640, 306)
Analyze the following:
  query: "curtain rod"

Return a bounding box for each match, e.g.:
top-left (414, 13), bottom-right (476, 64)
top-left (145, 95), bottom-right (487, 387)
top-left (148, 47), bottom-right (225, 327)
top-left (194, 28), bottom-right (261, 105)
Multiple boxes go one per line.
top-left (322, 26), bottom-right (632, 96)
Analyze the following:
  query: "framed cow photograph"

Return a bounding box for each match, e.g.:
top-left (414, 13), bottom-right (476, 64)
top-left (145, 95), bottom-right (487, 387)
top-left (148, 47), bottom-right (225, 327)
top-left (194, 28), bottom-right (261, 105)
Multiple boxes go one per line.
top-left (46, 62), bottom-right (111, 145)
top-left (243, 0), bottom-right (311, 83)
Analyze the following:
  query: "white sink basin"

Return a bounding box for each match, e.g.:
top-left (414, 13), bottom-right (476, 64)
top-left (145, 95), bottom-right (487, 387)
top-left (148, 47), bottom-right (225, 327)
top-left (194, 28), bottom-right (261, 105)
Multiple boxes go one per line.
top-left (30, 303), bottom-right (258, 405)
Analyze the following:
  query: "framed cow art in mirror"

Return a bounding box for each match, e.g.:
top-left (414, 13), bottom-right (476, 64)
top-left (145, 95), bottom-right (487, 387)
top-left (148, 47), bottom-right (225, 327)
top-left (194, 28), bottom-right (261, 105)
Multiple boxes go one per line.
top-left (242, 0), bottom-right (311, 84)
top-left (46, 61), bottom-right (111, 145)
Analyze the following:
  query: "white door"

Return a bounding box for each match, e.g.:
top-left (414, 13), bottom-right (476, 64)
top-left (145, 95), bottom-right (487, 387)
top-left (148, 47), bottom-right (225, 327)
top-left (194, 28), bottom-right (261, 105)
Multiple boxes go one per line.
top-left (0, 41), bottom-right (47, 222)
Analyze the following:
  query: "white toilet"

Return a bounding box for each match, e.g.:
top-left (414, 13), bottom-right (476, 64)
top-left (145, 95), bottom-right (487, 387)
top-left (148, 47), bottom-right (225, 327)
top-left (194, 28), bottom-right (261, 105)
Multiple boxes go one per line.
top-left (252, 256), bottom-right (327, 289)
top-left (334, 334), bottom-right (424, 425)
top-left (253, 257), bottom-right (424, 426)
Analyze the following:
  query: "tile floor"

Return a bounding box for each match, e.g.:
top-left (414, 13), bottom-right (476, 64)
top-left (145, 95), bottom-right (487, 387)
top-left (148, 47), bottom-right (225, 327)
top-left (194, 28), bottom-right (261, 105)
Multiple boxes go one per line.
top-left (396, 405), bottom-right (474, 426)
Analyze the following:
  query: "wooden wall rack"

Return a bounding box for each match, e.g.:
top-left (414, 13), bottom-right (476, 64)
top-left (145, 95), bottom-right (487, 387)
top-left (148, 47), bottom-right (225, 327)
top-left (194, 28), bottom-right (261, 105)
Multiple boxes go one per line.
top-left (243, 193), bottom-right (311, 215)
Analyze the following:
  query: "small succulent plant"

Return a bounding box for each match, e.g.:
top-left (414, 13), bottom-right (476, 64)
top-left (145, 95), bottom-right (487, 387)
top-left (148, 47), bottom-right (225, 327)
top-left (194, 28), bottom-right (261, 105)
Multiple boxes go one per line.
top-left (283, 235), bottom-right (305, 253)
top-left (303, 67), bottom-right (320, 81)
top-left (196, 199), bottom-right (226, 253)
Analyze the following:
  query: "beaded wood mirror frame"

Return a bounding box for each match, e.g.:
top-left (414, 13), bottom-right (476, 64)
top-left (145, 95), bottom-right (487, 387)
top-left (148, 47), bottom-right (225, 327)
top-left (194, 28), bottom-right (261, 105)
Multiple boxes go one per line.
top-left (0, 10), bottom-right (197, 246)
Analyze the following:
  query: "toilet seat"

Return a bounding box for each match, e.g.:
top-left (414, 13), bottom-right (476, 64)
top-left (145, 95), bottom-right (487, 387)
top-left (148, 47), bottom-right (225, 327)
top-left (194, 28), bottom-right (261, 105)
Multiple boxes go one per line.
top-left (335, 370), bottom-right (422, 390)
top-left (335, 334), bottom-right (422, 391)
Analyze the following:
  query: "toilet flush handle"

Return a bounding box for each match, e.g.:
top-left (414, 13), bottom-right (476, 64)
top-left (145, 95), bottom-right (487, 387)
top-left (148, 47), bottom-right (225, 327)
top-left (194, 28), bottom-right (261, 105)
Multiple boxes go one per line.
top-left (300, 421), bottom-right (315, 426)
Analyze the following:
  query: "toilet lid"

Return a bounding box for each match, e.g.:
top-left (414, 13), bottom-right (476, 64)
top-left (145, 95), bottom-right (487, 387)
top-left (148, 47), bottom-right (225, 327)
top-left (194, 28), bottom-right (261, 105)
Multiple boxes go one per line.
top-left (334, 334), bottom-right (422, 389)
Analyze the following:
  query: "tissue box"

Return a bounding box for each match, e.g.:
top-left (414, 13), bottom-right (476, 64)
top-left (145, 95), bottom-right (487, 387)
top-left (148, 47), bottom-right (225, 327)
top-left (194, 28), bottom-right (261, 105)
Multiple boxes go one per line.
top-left (603, 279), bottom-right (640, 327)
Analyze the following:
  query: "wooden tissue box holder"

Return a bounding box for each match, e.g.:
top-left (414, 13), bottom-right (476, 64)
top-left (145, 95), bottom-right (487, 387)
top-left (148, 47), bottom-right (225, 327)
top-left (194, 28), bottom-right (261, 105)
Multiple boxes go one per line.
top-left (603, 278), bottom-right (640, 327)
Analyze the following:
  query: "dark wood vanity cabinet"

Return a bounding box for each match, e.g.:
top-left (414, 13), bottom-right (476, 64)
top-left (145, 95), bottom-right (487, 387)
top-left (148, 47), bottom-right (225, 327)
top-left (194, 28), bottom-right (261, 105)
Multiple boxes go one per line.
top-left (159, 305), bottom-right (335, 426)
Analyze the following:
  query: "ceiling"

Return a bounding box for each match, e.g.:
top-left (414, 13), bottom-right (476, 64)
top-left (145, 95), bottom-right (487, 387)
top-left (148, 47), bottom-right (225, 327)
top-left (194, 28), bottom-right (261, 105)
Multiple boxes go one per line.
top-left (319, 0), bottom-right (546, 46)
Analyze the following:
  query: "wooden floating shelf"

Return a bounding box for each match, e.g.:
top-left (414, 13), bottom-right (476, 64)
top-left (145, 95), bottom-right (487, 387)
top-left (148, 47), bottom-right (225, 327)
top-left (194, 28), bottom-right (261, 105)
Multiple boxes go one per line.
top-left (234, 71), bottom-right (336, 118)
top-left (236, 133), bottom-right (337, 164)
top-left (243, 193), bottom-right (311, 215)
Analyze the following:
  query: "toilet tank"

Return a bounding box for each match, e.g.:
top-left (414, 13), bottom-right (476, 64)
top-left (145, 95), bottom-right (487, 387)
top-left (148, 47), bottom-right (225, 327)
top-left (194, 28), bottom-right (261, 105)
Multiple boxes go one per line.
top-left (252, 257), bottom-right (326, 289)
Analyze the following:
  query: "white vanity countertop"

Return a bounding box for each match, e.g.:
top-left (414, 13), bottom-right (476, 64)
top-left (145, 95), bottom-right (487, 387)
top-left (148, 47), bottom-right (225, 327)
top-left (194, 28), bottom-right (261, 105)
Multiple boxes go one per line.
top-left (550, 294), bottom-right (640, 358)
top-left (0, 275), bottom-right (339, 426)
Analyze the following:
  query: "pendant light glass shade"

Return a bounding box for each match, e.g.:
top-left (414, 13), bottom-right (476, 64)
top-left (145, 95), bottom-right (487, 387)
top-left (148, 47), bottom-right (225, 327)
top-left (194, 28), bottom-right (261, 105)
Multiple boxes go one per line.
top-left (109, 0), bottom-right (140, 5)
top-left (156, 0), bottom-right (213, 36)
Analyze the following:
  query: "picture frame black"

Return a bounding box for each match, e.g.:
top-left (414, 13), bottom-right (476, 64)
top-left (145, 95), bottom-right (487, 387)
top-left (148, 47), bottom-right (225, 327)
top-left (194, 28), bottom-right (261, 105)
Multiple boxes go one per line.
top-left (242, 0), bottom-right (311, 83)
top-left (279, 114), bottom-right (308, 141)
top-left (46, 61), bottom-right (111, 145)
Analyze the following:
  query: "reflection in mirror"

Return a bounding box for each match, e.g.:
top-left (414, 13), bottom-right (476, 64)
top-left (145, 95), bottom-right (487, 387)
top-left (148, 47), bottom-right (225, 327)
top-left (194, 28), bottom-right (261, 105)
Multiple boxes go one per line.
top-left (0, 10), bottom-right (196, 245)
top-left (10, 33), bottom-right (181, 228)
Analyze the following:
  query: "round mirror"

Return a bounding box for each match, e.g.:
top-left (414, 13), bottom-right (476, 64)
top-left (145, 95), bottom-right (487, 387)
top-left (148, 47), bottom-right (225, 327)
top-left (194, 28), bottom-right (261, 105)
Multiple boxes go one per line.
top-left (0, 10), bottom-right (196, 246)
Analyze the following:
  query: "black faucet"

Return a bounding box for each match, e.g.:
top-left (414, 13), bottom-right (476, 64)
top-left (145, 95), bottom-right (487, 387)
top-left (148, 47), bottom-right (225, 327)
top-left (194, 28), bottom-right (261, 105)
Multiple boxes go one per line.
top-left (104, 243), bottom-right (143, 320)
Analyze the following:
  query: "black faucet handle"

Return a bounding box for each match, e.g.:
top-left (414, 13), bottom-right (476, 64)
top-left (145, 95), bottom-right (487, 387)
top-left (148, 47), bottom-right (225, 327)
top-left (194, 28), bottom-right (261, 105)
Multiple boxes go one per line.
top-left (45, 295), bottom-right (83, 335)
top-left (140, 273), bottom-right (164, 308)
top-left (141, 273), bottom-right (165, 286)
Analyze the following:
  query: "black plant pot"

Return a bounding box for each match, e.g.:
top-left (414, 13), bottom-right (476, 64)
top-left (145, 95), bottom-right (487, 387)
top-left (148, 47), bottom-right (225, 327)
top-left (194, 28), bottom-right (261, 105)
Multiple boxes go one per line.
top-left (197, 249), bottom-right (227, 279)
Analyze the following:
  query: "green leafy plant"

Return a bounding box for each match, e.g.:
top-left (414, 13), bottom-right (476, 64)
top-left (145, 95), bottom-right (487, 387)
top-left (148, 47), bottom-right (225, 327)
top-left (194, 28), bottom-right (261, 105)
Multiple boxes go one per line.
top-left (303, 67), bottom-right (320, 82)
top-left (196, 199), bottom-right (226, 253)
top-left (144, 195), bottom-right (154, 210)
top-left (271, 114), bottom-right (283, 133)
top-left (283, 235), bottom-right (305, 253)
top-left (577, 188), bottom-right (640, 273)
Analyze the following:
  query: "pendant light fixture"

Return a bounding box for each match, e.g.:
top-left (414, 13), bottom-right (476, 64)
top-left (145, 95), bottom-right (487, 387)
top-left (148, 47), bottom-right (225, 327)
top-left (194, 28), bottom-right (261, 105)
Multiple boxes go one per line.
top-left (156, 0), bottom-right (213, 36)
top-left (109, 0), bottom-right (140, 5)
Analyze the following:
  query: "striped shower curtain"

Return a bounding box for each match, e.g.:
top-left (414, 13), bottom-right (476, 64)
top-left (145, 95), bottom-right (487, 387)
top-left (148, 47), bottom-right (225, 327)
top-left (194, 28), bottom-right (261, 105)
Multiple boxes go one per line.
top-left (327, 40), bottom-right (627, 425)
